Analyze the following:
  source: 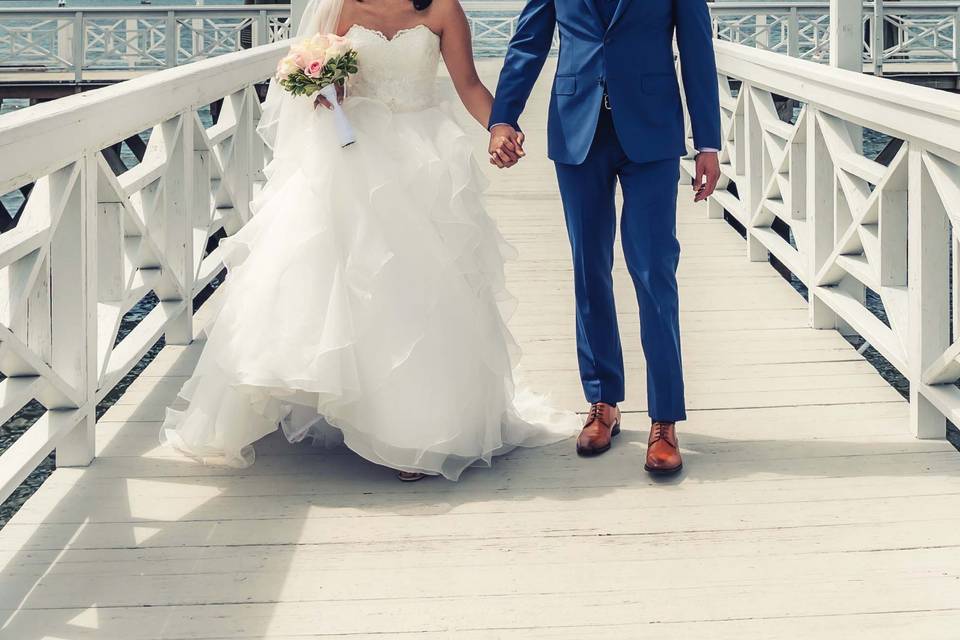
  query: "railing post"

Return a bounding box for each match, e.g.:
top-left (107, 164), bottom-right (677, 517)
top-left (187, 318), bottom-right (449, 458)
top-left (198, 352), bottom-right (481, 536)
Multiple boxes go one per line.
top-left (954, 7), bottom-right (960, 71)
top-left (166, 10), bottom-right (177, 68)
top-left (756, 13), bottom-right (769, 50)
top-left (830, 0), bottom-right (863, 71)
top-left (872, 0), bottom-right (885, 76)
top-left (907, 146), bottom-right (949, 439)
top-left (54, 154), bottom-right (98, 467)
top-left (192, 12), bottom-right (204, 59)
top-left (830, 0), bottom-right (863, 154)
top-left (72, 11), bottom-right (83, 83)
top-left (124, 17), bottom-right (138, 69)
top-left (743, 83), bottom-right (767, 262)
top-left (232, 89), bottom-right (255, 224)
top-left (824, 0), bottom-right (868, 336)
top-left (58, 16), bottom-right (72, 71)
top-left (806, 106), bottom-right (837, 330)
top-left (788, 7), bottom-right (800, 58)
top-left (164, 112), bottom-right (196, 346)
top-left (249, 86), bottom-right (266, 183)
top-left (257, 10), bottom-right (268, 47)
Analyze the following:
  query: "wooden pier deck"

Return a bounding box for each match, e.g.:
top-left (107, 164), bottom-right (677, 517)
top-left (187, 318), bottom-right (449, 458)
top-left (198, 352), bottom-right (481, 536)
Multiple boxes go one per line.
top-left (1, 61), bottom-right (960, 638)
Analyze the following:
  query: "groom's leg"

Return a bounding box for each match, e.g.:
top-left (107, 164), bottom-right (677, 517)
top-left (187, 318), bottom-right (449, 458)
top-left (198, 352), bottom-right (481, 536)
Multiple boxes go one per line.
top-left (554, 111), bottom-right (624, 405)
top-left (617, 157), bottom-right (686, 422)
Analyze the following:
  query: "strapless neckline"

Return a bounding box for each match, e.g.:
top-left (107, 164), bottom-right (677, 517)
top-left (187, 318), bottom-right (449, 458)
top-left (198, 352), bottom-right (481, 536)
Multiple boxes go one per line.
top-left (343, 22), bottom-right (442, 112)
top-left (345, 23), bottom-right (439, 44)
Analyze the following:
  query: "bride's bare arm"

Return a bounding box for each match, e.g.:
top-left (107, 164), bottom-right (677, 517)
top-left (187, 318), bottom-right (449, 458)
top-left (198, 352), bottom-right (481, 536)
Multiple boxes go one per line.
top-left (438, 0), bottom-right (494, 128)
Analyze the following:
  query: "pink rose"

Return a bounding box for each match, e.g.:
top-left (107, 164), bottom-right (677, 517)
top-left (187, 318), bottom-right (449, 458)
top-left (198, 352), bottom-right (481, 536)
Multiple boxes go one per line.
top-left (306, 60), bottom-right (323, 78)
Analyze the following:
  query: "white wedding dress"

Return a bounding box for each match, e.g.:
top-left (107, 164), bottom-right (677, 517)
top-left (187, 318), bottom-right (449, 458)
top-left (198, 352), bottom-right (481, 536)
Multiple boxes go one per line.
top-left (159, 24), bottom-right (579, 480)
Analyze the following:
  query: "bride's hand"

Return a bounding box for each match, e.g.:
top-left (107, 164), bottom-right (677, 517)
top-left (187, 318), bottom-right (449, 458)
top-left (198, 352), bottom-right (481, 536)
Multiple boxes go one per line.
top-left (488, 124), bottom-right (525, 168)
top-left (314, 83), bottom-right (345, 110)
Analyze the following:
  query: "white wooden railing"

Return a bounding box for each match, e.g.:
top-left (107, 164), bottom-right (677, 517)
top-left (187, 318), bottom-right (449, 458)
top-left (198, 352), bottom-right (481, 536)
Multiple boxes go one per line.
top-left (0, 2), bottom-right (540, 79)
top-left (0, 5), bottom-right (291, 79)
top-left (711, 1), bottom-right (960, 73)
top-left (680, 39), bottom-right (960, 438)
top-left (0, 42), bottom-right (285, 504)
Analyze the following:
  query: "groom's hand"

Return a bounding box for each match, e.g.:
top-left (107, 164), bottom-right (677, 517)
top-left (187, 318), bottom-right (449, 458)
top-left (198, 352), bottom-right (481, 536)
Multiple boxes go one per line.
top-left (693, 151), bottom-right (720, 202)
top-left (488, 124), bottom-right (525, 169)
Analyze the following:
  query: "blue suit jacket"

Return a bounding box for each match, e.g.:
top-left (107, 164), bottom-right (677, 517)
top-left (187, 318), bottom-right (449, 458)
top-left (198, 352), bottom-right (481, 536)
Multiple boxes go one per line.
top-left (489, 0), bottom-right (722, 165)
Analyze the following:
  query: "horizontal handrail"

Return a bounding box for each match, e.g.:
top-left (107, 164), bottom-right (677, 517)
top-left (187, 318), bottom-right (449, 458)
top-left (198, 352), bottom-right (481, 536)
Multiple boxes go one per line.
top-left (713, 39), bottom-right (960, 158)
top-left (0, 41), bottom-right (286, 193)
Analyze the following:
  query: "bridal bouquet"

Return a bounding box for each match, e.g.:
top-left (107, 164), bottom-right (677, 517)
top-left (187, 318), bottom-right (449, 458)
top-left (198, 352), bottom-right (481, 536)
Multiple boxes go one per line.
top-left (275, 33), bottom-right (360, 147)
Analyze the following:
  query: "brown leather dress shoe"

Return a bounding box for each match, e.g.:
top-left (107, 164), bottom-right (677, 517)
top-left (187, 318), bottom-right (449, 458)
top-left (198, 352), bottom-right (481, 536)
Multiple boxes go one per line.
top-left (576, 402), bottom-right (621, 456)
top-left (644, 421), bottom-right (682, 474)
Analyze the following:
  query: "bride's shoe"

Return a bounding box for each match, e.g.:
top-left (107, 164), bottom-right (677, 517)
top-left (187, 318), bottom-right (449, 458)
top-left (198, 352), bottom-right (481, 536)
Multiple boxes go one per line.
top-left (397, 471), bottom-right (428, 482)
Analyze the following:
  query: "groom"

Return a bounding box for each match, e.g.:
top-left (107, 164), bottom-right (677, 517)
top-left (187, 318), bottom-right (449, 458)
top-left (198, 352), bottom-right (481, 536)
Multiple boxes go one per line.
top-left (488, 0), bottom-right (721, 474)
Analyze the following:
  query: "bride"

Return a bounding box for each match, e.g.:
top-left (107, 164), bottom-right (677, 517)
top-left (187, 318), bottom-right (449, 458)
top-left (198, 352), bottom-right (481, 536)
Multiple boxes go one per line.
top-left (159, 0), bottom-right (578, 481)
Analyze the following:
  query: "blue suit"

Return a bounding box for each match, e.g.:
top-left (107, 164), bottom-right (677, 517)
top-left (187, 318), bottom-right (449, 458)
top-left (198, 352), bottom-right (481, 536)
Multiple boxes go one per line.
top-left (490, 0), bottom-right (721, 421)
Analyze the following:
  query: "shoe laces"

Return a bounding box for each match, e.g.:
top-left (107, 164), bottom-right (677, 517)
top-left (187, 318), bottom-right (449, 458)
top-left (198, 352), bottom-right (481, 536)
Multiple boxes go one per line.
top-left (587, 403), bottom-right (609, 427)
top-left (650, 421), bottom-right (673, 444)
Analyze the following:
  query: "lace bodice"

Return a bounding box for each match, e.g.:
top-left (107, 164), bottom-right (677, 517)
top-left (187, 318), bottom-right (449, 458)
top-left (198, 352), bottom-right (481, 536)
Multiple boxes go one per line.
top-left (345, 24), bottom-right (441, 113)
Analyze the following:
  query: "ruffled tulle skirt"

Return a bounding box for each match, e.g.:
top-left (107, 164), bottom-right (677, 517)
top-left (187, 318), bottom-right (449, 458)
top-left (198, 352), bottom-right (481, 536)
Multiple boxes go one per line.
top-left (159, 97), bottom-right (578, 480)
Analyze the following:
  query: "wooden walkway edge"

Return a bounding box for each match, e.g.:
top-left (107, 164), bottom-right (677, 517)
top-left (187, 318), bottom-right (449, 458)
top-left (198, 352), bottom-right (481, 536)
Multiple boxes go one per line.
top-left (1, 60), bottom-right (959, 639)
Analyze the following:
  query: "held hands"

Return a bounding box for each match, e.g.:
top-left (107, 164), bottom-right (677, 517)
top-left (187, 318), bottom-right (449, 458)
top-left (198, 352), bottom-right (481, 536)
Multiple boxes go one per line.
top-left (314, 82), bottom-right (345, 110)
top-left (693, 151), bottom-right (720, 202)
top-left (488, 124), bottom-right (525, 168)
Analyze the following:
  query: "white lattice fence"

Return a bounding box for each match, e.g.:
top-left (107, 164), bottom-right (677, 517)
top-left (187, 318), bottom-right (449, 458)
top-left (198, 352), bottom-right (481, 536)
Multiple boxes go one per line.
top-left (709, 1), bottom-right (960, 71)
top-left (0, 42), bottom-right (284, 503)
top-left (711, 5), bottom-right (832, 61)
top-left (0, 6), bottom-right (290, 75)
top-left (2, 2), bottom-right (956, 77)
top-left (681, 40), bottom-right (960, 438)
top-left (872, 6), bottom-right (959, 63)
top-left (0, 15), bottom-right (74, 69)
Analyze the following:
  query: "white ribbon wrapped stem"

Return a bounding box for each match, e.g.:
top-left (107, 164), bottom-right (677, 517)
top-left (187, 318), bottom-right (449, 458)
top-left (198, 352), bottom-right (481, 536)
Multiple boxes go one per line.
top-left (319, 83), bottom-right (357, 148)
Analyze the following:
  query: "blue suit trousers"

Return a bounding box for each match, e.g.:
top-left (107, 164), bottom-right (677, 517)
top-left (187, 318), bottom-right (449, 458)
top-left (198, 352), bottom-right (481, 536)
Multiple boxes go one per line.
top-left (554, 107), bottom-right (686, 422)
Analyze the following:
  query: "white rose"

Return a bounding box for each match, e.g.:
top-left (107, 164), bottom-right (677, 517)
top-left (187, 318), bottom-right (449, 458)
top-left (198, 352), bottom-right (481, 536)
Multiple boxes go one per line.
top-left (276, 54), bottom-right (299, 79)
top-left (326, 35), bottom-right (352, 58)
top-left (309, 33), bottom-right (331, 50)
